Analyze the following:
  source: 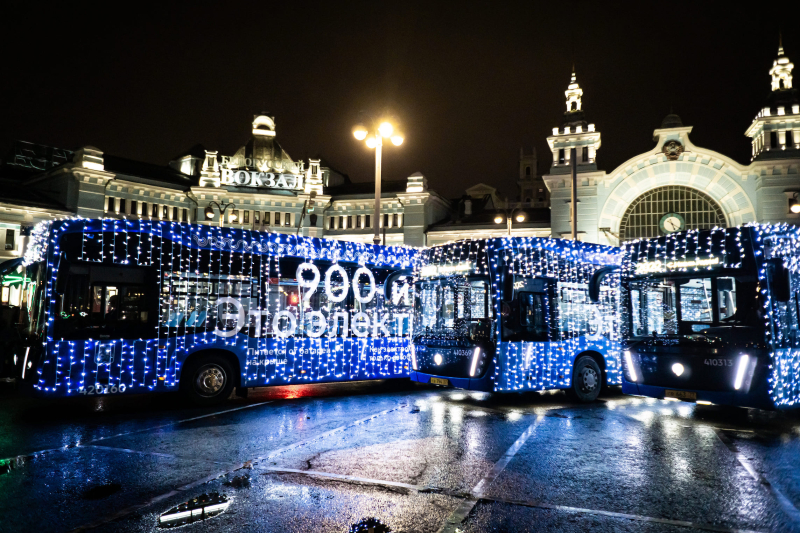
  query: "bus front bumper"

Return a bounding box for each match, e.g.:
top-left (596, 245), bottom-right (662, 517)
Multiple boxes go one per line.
top-left (410, 371), bottom-right (493, 392)
top-left (622, 380), bottom-right (773, 410)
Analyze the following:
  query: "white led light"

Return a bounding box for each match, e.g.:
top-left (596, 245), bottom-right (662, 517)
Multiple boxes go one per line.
top-left (411, 344), bottom-right (417, 370)
top-left (734, 354), bottom-right (750, 390)
top-left (624, 350), bottom-right (637, 382)
top-left (470, 347), bottom-right (481, 377)
top-left (325, 264), bottom-right (349, 303)
top-left (671, 363), bottom-right (684, 377)
top-left (352, 266), bottom-right (376, 303)
top-left (434, 353), bottom-right (443, 365)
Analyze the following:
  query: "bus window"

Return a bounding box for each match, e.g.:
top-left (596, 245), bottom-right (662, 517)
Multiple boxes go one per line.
top-left (519, 292), bottom-right (547, 340)
top-left (630, 281), bottom-right (677, 336)
top-left (679, 279), bottom-right (713, 323)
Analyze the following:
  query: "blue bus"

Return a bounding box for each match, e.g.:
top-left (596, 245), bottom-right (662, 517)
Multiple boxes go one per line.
top-left (621, 224), bottom-right (800, 410)
top-left (409, 237), bottom-right (622, 401)
top-left (10, 219), bottom-right (415, 404)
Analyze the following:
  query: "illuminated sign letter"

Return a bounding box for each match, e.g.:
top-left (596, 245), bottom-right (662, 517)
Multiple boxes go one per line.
top-left (272, 310), bottom-right (297, 338)
top-left (306, 311), bottom-right (327, 338)
top-left (352, 312), bottom-right (371, 338)
top-left (234, 171), bottom-right (250, 186)
top-left (214, 297), bottom-right (245, 338)
top-left (372, 313), bottom-right (390, 337)
top-left (328, 311), bottom-right (349, 337)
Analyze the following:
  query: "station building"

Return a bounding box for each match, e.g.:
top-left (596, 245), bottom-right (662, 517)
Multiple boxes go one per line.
top-left (546, 42), bottom-right (800, 245)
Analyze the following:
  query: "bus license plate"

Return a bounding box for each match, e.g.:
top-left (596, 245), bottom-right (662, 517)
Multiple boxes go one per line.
top-left (665, 390), bottom-right (696, 400)
top-left (430, 377), bottom-right (449, 386)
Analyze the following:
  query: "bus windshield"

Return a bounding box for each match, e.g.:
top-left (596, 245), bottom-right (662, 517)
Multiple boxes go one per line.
top-left (629, 276), bottom-right (745, 336)
top-left (413, 277), bottom-right (491, 339)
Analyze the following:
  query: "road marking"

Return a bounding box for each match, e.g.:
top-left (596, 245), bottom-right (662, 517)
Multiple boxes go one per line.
top-left (1, 400), bottom-right (274, 463)
top-left (487, 496), bottom-right (765, 533)
top-left (712, 428), bottom-right (800, 525)
top-left (437, 415), bottom-right (543, 533)
top-left (69, 404), bottom-right (402, 532)
top-left (262, 467), bottom-right (425, 491)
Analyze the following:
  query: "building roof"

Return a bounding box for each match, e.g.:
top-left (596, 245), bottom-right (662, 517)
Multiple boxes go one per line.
top-left (104, 154), bottom-right (197, 188)
top-left (324, 179), bottom-right (407, 197)
top-left (660, 113), bottom-right (684, 129)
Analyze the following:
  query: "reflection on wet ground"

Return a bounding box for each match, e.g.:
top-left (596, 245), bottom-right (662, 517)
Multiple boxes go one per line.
top-left (1, 380), bottom-right (800, 532)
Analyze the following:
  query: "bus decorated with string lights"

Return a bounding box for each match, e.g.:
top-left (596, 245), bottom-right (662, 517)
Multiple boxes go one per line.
top-left (11, 219), bottom-right (415, 404)
top-left (409, 237), bottom-right (622, 401)
top-left (621, 224), bottom-right (800, 410)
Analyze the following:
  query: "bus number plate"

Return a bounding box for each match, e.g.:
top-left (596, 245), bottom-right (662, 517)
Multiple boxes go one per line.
top-left (665, 390), bottom-right (696, 400)
top-left (430, 377), bottom-right (449, 386)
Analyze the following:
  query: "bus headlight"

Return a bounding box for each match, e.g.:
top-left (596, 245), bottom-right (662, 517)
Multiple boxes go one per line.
top-left (624, 350), bottom-right (638, 382)
top-left (470, 347), bottom-right (481, 377)
top-left (410, 345), bottom-right (417, 371)
top-left (734, 354), bottom-right (750, 390)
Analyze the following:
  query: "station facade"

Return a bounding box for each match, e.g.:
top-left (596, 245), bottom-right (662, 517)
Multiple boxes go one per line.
top-left (546, 42), bottom-right (800, 245)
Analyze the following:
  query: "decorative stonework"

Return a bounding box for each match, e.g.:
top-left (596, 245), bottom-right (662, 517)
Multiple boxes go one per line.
top-left (662, 140), bottom-right (684, 161)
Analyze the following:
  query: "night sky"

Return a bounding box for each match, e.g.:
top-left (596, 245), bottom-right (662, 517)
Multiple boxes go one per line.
top-left (2, 2), bottom-right (797, 199)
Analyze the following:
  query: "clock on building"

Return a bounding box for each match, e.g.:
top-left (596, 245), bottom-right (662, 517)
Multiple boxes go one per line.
top-left (659, 212), bottom-right (685, 234)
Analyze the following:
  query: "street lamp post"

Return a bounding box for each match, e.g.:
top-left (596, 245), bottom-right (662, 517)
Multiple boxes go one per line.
top-left (352, 117), bottom-right (404, 246)
top-left (204, 201), bottom-right (237, 228)
top-left (494, 201), bottom-right (526, 236)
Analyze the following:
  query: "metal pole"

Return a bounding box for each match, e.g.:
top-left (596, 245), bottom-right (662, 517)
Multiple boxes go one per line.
top-left (570, 147), bottom-right (577, 240)
top-left (373, 135), bottom-right (382, 246)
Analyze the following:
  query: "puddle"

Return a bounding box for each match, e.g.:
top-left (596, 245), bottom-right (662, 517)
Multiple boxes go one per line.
top-left (159, 492), bottom-right (230, 528)
top-left (349, 517), bottom-right (393, 532)
top-left (82, 482), bottom-right (122, 500)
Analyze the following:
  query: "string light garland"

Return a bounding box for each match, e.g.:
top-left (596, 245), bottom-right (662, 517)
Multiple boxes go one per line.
top-left (622, 223), bottom-right (800, 408)
top-left (22, 218), bottom-right (416, 396)
top-left (412, 237), bottom-right (622, 392)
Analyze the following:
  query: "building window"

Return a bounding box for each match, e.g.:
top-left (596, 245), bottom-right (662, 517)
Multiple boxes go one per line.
top-left (243, 211), bottom-right (250, 224)
top-left (558, 149), bottom-right (565, 164)
top-left (152, 204), bottom-right (159, 217)
top-left (788, 130), bottom-right (794, 147)
top-left (771, 131), bottom-right (779, 148)
top-left (231, 210), bottom-right (239, 224)
top-left (339, 216), bottom-right (344, 229)
top-left (347, 216), bottom-right (353, 229)
top-left (525, 166), bottom-right (531, 176)
top-left (162, 205), bottom-right (168, 219)
top-left (275, 212), bottom-right (281, 226)
top-left (131, 200), bottom-right (138, 215)
top-left (365, 215), bottom-right (371, 228)
top-left (285, 213), bottom-right (292, 226)
top-left (582, 146), bottom-right (589, 162)
top-left (254, 212), bottom-right (260, 225)
top-left (5, 229), bottom-right (15, 250)
top-left (619, 185), bottom-right (726, 241)
top-left (141, 202), bottom-right (148, 217)
top-left (384, 214), bottom-right (390, 228)
top-left (108, 197), bottom-right (116, 213)
top-left (182, 208), bottom-right (189, 222)
top-left (264, 212), bottom-right (271, 225)
top-left (393, 213), bottom-right (398, 227)
top-left (173, 207), bottom-right (179, 220)
top-left (119, 198), bottom-right (127, 214)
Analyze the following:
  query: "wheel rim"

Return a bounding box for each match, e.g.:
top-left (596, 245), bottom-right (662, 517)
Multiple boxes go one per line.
top-left (195, 365), bottom-right (226, 397)
top-left (580, 366), bottom-right (599, 393)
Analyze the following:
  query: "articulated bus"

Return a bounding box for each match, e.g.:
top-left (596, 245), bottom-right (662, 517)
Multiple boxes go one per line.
top-left (8, 219), bottom-right (415, 404)
top-left (621, 224), bottom-right (800, 410)
top-left (409, 237), bottom-right (622, 401)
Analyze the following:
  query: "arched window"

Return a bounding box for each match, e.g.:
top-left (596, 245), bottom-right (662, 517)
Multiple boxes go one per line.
top-left (619, 186), bottom-right (726, 241)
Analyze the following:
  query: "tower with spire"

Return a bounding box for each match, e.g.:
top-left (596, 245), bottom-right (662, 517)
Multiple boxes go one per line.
top-left (745, 37), bottom-right (799, 160)
top-left (545, 68), bottom-right (601, 174)
top-left (543, 67), bottom-right (604, 241)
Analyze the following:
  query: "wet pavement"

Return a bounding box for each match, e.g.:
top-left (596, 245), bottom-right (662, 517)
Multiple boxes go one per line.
top-left (1, 381), bottom-right (800, 532)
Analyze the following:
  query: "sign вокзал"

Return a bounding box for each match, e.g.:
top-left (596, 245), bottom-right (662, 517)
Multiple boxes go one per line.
top-left (218, 156), bottom-right (305, 190)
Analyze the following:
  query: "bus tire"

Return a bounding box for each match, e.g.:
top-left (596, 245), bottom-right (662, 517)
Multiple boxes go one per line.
top-left (568, 355), bottom-right (602, 403)
top-left (180, 354), bottom-right (235, 406)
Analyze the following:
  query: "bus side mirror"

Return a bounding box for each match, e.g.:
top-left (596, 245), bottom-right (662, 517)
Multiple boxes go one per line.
top-left (589, 266), bottom-right (619, 303)
top-left (502, 272), bottom-right (515, 302)
top-left (770, 259), bottom-right (791, 302)
top-left (55, 256), bottom-right (70, 295)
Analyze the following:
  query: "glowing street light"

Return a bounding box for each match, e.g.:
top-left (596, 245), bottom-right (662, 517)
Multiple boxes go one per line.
top-left (352, 115), bottom-right (405, 245)
top-left (493, 200), bottom-right (526, 236)
top-left (204, 201), bottom-right (236, 227)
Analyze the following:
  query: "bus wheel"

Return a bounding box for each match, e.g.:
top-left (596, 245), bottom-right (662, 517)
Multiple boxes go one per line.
top-left (180, 355), bottom-right (235, 406)
top-left (569, 356), bottom-right (602, 403)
